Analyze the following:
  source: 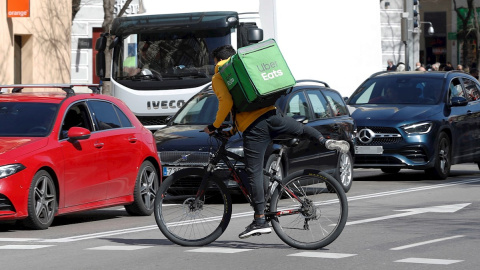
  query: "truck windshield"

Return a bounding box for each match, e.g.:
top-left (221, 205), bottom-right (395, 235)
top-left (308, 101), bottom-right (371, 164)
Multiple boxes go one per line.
top-left (113, 31), bottom-right (230, 90)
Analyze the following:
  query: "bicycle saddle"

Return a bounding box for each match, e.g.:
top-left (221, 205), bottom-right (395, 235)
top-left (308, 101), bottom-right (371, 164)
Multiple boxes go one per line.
top-left (272, 138), bottom-right (299, 147)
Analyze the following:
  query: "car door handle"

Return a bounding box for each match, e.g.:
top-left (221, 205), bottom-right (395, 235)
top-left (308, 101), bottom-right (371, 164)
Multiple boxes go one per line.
top-left (128, 136), bottom-right (138, 143)
top-left (467, 110), bottom-right (473, 115)
top-left (94, 142), bottom-right (104, 148)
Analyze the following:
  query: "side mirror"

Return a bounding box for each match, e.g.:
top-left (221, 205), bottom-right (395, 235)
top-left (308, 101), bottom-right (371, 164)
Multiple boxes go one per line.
top-left (67, 127), bottom-right (91, 141)
top-left (450, 96), bottom-right (468, 107)
top-left (96, 51), bottom-right (105, 78)
top-left (248, 28), bottom-right (263, 43)
top-left (95, 35), bottom-right (107, 51)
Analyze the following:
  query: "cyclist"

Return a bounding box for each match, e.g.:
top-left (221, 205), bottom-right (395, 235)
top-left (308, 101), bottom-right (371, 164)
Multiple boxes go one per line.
top-left (204, 45), bottom-right (349, 239)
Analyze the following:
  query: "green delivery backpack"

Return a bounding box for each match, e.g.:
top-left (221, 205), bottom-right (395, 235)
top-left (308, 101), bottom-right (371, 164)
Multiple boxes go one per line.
top-left (219, 39), bottom-right (296, 112)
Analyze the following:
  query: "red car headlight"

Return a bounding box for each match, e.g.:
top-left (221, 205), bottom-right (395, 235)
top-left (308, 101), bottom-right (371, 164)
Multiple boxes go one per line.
top-left (0, 164), bottom-right (26, 179)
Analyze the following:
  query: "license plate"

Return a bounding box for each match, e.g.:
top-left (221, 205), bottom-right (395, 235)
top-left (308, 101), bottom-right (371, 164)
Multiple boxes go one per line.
top-left (163, 167), bottom-right (189, 176)
top-left (355, 146), bottom-right (383, 154)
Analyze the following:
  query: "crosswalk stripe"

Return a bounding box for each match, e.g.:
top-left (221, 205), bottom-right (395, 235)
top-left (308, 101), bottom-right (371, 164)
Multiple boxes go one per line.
top-left (395, 258), bottom-right (463, 265)
top-left (86, 245), bottom-right (153, 251)
top-left (186, 247), bottom-right (253, 253)
top-left (288, 252), bottom-right (357, 259)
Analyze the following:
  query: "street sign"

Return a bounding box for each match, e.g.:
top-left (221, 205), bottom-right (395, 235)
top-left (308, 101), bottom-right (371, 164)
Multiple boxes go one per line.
top-left (78, 38), bottom-right (93, 49)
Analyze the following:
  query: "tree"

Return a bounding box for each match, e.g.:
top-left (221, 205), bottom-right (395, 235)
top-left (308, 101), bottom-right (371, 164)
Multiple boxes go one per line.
top-left (100, 0), bottom-right (133, 95)
top-left (452, 0), bottom-right (480, 68)
top-left (453, 0), bottom-right (474, 67)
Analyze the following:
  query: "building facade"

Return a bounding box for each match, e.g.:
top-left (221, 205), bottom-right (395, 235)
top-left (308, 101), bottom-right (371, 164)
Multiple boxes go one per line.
top-left (0, 0), bottom-right (71, 86)
top-left (71, 0), bottom-right (143, 85)
top-left (381, 0), bottom-right (480, 70)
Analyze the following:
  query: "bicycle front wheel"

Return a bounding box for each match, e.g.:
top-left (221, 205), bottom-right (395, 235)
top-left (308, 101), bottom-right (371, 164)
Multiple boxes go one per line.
top-left (270, 169), bottom-right (348, 249)
top-left (154, 168), bottom-right (232, 246)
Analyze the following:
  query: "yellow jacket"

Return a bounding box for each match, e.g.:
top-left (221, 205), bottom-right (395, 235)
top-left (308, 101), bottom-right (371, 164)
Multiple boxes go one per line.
top-left (212, 59), bottom-right (275, 132)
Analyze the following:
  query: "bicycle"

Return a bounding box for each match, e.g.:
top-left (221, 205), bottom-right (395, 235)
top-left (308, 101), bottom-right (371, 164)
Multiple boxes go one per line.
top-left (154, 127), bottom-right (349, 250)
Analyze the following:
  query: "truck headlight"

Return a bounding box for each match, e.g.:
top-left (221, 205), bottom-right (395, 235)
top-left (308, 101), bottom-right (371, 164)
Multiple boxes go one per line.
top-left (401, 122), bottom-right (432, 134)
top-left (0, 164), bottom-right (26, 179)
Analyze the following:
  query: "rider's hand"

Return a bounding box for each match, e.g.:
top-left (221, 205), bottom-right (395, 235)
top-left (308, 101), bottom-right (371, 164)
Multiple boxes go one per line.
top-left (324, 139), bottom-right (350, 153)
top-left (204, 125), bottom-right (215, 135)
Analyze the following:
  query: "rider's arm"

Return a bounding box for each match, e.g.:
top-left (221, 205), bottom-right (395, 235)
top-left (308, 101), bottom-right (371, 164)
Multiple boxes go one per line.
top-left (211, 73), bottom-right (234, 129)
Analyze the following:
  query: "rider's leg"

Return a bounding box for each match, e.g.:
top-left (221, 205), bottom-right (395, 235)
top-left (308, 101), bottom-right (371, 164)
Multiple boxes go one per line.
top-left (240, 117), bottom-right (273, 238)
top-left (243, 119), bottom-right (270, 217)
top-left (266, 112), bottom-right (323, 141)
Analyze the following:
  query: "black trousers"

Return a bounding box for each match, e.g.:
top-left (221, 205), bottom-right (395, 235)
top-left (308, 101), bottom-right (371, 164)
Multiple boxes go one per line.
top-left (242, 110), bottom-right (322, 216)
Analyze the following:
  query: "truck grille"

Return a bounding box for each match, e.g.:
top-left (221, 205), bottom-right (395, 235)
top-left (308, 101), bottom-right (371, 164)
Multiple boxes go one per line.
top-left (136, 116), bottom-right (168, 126)
top-left (160, 151), bottom-right (210, 166)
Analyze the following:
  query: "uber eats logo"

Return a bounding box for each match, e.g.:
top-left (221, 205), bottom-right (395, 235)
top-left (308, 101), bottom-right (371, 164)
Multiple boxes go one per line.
top-left (257, 61), bottom-right (284, 81)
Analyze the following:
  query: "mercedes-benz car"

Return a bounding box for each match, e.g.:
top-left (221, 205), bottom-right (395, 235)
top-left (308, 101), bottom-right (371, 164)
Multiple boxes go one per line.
top-left (347, 71), bottom-right (480, 179)
top-left (154, 80), bottom-right (356, 192)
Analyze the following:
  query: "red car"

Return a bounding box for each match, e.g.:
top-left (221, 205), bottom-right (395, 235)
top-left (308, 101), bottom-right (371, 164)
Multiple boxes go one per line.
top-left (0, 85), bottom-right (161, 229)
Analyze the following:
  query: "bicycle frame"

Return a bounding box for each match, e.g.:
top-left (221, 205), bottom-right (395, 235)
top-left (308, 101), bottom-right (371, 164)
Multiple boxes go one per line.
top-left (194, 132), bottom-right (309, 218)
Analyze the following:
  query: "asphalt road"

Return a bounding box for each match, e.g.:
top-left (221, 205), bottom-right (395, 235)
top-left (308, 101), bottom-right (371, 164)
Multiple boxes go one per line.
top-left (1, 164), bottom-right (480, 270)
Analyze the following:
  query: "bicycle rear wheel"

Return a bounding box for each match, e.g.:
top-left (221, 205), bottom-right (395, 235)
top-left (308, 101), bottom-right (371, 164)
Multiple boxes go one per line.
top-left (154, 168), bottom-right (232, 246)
top-left (269, 169), bottom-right (348, 249)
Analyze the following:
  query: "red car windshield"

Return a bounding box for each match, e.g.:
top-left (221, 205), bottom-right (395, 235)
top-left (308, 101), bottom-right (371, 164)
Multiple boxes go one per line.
top-left (0, 102), bottom-right (59, 137)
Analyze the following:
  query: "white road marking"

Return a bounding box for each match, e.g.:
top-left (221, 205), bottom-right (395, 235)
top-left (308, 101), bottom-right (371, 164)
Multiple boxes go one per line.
top-left (395, 257), bottom-right (463, 265)
top-left (41, 225), bottom-right (158, 243)
top-left (347, 178), bottom-right (480, 202)
top-left (186, 247), bottom-right (253, 253)
top-left (0, 245), bottom-right (54, 250)
top-left (288, 252), bottom-right (357, 259)
top-left (0, 238), bottom-right (41, 242)
top-left (390, 235), bottom-right (465, 250)
top-left (86, 245), bottom-right (152, 251)
top-left (5, 178), bottom-right (477, 244)
top-left (346, 203), bottom-right (471, 226)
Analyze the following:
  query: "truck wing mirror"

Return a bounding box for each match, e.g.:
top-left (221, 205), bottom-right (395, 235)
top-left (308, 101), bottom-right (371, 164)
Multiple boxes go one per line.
top-left (95, 35), bottom-right (107, 51)
top-left (248, 28), bottom-right (263, 43)
top-left (96, 51), bottom-right (105, 78)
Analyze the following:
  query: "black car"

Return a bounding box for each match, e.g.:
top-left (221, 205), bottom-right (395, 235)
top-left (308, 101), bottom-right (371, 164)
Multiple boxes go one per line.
top-left (154, 80), bottom-right (356, 192)
top-left (347, 71), bottom-right (480, 179)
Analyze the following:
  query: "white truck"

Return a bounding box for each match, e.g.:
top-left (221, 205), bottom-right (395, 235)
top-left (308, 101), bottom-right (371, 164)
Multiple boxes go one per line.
top-left (95, 0), bottom-right (382, 130)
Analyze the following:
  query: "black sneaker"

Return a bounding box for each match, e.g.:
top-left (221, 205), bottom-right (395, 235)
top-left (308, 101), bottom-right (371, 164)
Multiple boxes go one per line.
top-left (238, 220), bottom-right (272, 239)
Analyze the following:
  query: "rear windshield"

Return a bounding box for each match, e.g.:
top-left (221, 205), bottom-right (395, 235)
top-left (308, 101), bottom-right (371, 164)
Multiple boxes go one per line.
top-left (349, 76), bottom-right (444, 105)
top-left (0, 102), bottom-right (58, 137)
